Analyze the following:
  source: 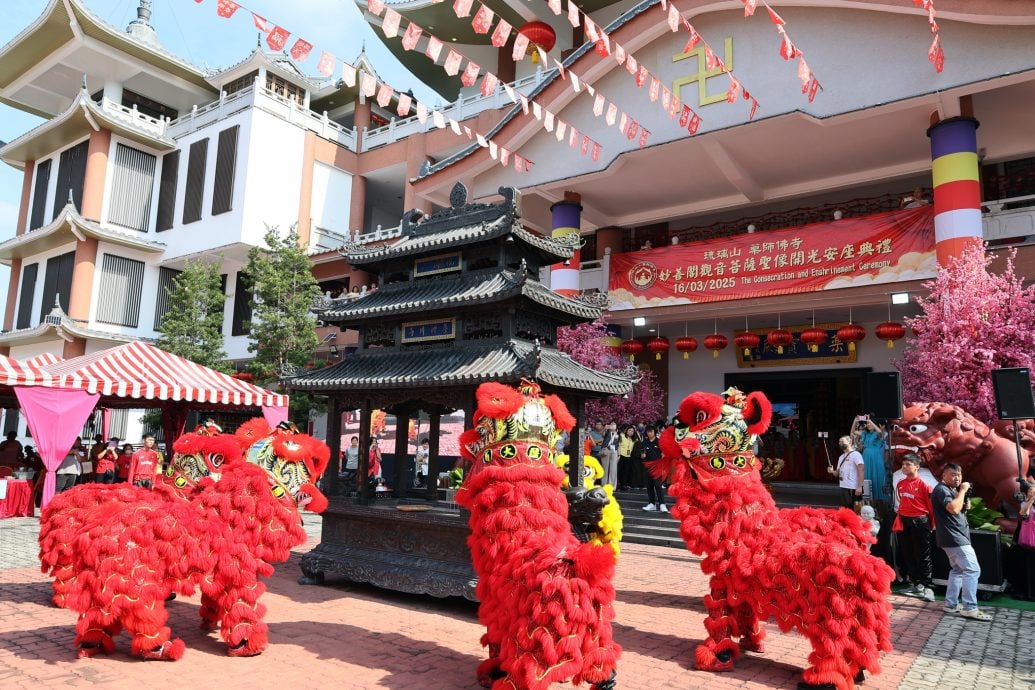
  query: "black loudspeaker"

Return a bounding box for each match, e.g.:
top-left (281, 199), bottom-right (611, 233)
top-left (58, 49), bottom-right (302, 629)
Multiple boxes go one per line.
top-left (991, 368), bottom-right (1035, 420)
top-left (932, 529), bottom-right (1005, 589)
top-left (864, 371), bottom-right (903, 420)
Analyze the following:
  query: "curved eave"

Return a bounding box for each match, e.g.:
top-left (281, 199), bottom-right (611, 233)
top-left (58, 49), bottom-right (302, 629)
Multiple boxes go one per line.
top-left (0, 321), bottom-right (144, 347)
top-left (210, 49), bottom-right (315, 91)
top-left (0, 204), bottom-right (166, 265)
top-left (0, 0), bottom-right (73, 92)
top-left (344, 223), bottom-right (573, 266)
top-left (0, 92), bottom-right (174, 169)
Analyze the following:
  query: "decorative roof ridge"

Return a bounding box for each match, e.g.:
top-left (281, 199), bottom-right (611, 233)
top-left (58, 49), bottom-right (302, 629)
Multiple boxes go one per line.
top-left (413, 0), bottom-right (662, 182)
top-left (0, 300), bottom-right (151, 346)
top-left (509, 337), bottom-right (640, 387)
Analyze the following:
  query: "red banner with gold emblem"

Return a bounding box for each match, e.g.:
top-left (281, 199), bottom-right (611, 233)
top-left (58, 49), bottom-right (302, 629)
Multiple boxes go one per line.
top-left (608, 207), bottom-right (936, 309)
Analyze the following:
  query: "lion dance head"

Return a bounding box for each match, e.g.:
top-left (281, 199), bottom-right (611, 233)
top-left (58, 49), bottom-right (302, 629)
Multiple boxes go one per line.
top-left (235, 418), bottom-right (330, 513)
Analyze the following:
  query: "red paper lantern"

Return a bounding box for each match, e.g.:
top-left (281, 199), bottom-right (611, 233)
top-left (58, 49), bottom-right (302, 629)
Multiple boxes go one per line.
top-left (675, 336), bottom-right (697, 359)
top-left (800, 326), bottom-right (828, 353)
top-left (836, 323), bottom-right (866, 352)
top-left (517, 21), bottom-right (556, 63)
top-left (768, 328), bottom-right (794, 354)
top-left (703, 334), bottom-right (728, 359)
top-left (733, 331), bottom-right (760, 356)
top-left (621, 339), bottom-right (644, 361)
top-left (647, 336), bottom-right (670, 361)
top-left (875, 322), bottom-right (906, 348)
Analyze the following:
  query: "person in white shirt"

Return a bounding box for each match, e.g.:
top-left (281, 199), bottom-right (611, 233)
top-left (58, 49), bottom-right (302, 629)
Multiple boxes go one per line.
top-left (829, 435), bottom-right (865, 509)
top-left (55, 436), bottom-right (84, 494)
top-left (414, 438), bottom-right (430, 487)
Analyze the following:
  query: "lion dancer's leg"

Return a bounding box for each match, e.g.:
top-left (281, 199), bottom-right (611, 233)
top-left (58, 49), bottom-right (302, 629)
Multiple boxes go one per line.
top-left (74, 607), bottom-right (122, 658)
top-left (198, 591), bottom-right (221, 631)
top-left (696, 576), bottom-right (742, 672)
top-left (476, 637), bottom-right (504, 688)
top-left (49, 562), bottom-right (76, 608)
top-left (122, 598), bottom-right (186, 661)
top-left (732, 596), bottom-right (765, 654)
top-left (799, 635), bottom-right (853, 690)
top-left (209, 578), bottom-right (269, 657)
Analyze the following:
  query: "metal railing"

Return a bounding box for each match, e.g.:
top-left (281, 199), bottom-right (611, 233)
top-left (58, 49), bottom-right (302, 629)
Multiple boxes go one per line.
top-left (360, 71), bottom-right (545, 151)
top-left (355, 224), bottom-right (403, 243)
top-left (166, 80), bottom-right (357, 149)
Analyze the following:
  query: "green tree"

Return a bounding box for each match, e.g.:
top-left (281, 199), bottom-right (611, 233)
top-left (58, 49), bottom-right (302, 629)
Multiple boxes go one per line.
top-left (156, 259), bottom-right (229, 371)
top-left (242, 225), bottom-right (323, 422)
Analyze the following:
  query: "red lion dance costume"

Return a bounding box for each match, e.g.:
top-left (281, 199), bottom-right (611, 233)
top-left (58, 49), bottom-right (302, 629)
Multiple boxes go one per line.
top-left (39, 419), bottom-right (328, 660)
top-left (650, 388), bottom-right (893, 690)
top-left (457, 381), bottom-right (620, 690)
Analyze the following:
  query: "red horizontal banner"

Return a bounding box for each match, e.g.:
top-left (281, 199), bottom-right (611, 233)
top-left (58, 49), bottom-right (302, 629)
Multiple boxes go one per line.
top-left (609, 207), bottom-right (937, 309)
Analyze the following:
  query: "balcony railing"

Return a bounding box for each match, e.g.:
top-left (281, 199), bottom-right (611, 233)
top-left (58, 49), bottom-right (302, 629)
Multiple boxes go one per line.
top-left (166, 80), bottom-right (357, 149)
top-left (98, 97), bottom-right (170, 137)
top-left (359, 71), bottom-right (545, 151)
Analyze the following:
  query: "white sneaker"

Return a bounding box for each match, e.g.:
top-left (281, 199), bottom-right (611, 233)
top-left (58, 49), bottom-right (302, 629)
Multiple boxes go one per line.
top-left (642, 503), bottom-right (657, 512)
top-left (922, 588), bottom-right (935, 602)
top-left (659, 504), bottom-right (669, 513)
top-left (959, 608), bottom-right (992, 622)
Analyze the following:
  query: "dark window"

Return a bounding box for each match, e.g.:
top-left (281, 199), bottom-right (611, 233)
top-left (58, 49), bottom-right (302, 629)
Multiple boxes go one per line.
top-left (29, 159), bottom-right (51, 230)
top-left (156, 150), bottom-right (180, 232)
top-left (52, 141), bottom-right (88, 219)
top-left (96, 254), bottom-right (145, 327)
top-left (211, 125), bottom-right (239, 216)
top-left (153, 267), bottom-right (182, 331)
top-left (222, 70), bottom-right (259, 97)
top-left (182, 138), bottom-right (208, 224)
top-left (39, 251), bottom-right (75, 321)
top-left (108, 144), bottom-right (157, 232)
top-left (231, 272), bottom-right (252, 336)
top-left (121, 89), bottom-right (178, 121)
top-left (265, 73), bottom-right (305, 106)
top-left (15, 263), bottom-right (38, 329)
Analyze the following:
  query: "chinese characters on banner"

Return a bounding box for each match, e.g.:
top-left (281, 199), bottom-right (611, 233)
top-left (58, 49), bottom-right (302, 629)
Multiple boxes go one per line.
top-left (608, 206), bottom-right (937, 310)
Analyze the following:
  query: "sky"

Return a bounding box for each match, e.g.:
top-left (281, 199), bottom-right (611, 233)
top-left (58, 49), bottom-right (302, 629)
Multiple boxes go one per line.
top-left (0, 0), bottom-right (441, 312)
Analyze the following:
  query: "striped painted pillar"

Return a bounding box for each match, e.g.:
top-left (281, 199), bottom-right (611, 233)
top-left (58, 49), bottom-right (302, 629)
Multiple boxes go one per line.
top-left (928, 117), bottom-right (983, 266)
top-left (550, 193), bottom-right (582, 297)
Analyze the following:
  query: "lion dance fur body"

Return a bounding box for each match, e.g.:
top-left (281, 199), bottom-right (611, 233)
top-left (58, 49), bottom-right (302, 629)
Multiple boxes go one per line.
top-left (38, 420), bottom-right (329, 660)
top-left (649, 388), bottom-right (894, 690)
top-left (456, 381), bottom-right (620, 690)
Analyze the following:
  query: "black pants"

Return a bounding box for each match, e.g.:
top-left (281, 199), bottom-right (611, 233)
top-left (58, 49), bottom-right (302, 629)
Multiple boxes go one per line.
top-left (839, 488), bottom-right (858, 509)
top-left (133, 479), bottom-right (153, 489)
top-left (617, 455), bottom-right (633, 488)
top-left (97, 470), bottom-right (117, 484)
top-left (646, 472), bottom-right (665, 507)
top-left (897, 515), bottom-right (933, 587)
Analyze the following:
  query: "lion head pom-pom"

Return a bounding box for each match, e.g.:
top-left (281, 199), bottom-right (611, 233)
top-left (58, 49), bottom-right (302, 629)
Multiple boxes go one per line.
top-left (476, 382), bottom-right (527, 419)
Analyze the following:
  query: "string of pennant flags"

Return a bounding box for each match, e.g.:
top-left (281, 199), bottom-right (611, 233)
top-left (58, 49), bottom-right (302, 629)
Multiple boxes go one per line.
top-left (911, 0), bottom-right (945, 72)
top-left (369, 0), bottom-right (614, 157)
top-left (197, 0), bottom-right (539, 172)
top-left (741, 0), bottom-right (821, 103)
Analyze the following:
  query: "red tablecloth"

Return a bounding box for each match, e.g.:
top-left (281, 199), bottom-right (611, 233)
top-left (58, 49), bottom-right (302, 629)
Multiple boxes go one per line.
top-left (0, 479), bottom-right (34, 518)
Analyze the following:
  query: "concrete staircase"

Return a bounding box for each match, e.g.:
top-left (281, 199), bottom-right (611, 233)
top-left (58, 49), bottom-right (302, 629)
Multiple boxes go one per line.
top-left (613, 489), bottom-right (684, 549)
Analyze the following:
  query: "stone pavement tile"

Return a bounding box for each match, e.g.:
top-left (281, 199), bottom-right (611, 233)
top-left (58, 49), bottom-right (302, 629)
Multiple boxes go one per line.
top-left (4, 514), bottom-right (1035, 689)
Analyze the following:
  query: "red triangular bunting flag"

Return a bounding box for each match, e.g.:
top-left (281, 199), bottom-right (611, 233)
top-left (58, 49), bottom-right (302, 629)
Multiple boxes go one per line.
top-left (382, 8), bottom-right (401, 38)
top-left (626, 55), bottom-right (638, 76)
top-left (549, 0), bottom-right (562, 14)
top-left (360, 71), bottom-right (376, 97)
top-left (797, 57), bottom-right (810, 87)
top-left (376, 83), bottom-right (393, 107)
top-left (500, 147), bottom-right (510, 165)
top-left (426, 36), bottom-right (444, 62)
top-left (683, 27), bottom-right (700, 52)
top-left (618, 112), bottom-right (628, 134)
top-left (668, 5), bottom-right (680, 32)
top-left (582, 135), bottom-right (590, 155)
top-left (636, 65), bottom-right (648, 87)
top-left (569, 127), bottom-right (578, 148)
top-left (251, 12), bottom-right (268, 31)
top-left (402, 23), bottom-right (423, 51)
top-left (556, 119), bottom-right (567, 140)
top-left (649, 77), bottom-right (660, 102)
top-left (480, 72), bottom-right (498, 96)
top-left (267, 26), bottom-right (290, 52)
top-left (491, 20), bottom-right (512, 48)
top-left (367, 0), bottom-right (385, 16)
top-left (512, 33), bottom-right (529, 62)
top-left (614, 43), bottom-right (626, 66)
top-left (591, 143), bottom-right (600, 162)
top-left (605, 103), bottom-right (617, 126)
top-left (593, 93), bottom-right (605, 116)
top-left (460, 60), bottom-right (479, 86)
top-left (568, 1), bottom-right (580, 27)
top-left (688, 112), bottom-right (701, 135)
top-left (584, 18), bottom-right (599, 42)
top-left (779, 32), bottom-right (797, 61)
top-left (726, 76), bottom-right (739, 103)
top-left (929, 35), bottom-right (944, 73)
top-left (595, 36), bottom-right (610, 57)
top-left (343, 64), bottom-right (356, 86)
top-left (808, 78), bottom-right (820, 102)
top-left (416, 101), bottom-right (428, 123)
top-left (744, 0), bottom-right (757, 16)
top-left (767, 6), bottom-right (785, 25)
top-left (217, 0), bottom-right (240, 19)
top-left (453, 0), bottom-right (473, 18)
top-left (639, 127), bottom-right (649, 148)
top-left (290, 39), bottom-right (313, 62)
top-left (514, 154), bottom-right (524, 172)
top-left (749, 97), bottom-right (759, 120)
top-left (626, 119), bottom-right (638, 140)
top-left (705, 46), bottom-right (719, 70)
top-left (443, 50), bottom-right (463, 76)
top-left (679, 104), bottom-right (691, 128)
top-left (397, 93), bottom-right (412, 116)
top-left (471, 4), bottom-right (494, 34)
top-left (668, 94), bottom-right (680, 118)
top-left (317, 51), bottom-right (335, 77)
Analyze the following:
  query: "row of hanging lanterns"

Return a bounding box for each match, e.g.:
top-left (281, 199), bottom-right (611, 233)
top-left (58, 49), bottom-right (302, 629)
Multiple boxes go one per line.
top-left (619, 317), bottom-right (906, 361)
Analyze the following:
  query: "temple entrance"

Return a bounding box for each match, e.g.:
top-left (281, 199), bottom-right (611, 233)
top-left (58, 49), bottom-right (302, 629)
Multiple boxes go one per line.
top-left (725, 368), bottom-right (870, 483)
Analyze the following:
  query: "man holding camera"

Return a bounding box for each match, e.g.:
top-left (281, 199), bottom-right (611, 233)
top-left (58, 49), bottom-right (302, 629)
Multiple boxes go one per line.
top-left (931, 463), bottom-right (992, 621)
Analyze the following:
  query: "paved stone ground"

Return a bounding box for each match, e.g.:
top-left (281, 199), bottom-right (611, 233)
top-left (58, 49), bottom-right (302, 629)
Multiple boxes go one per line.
top-left (2, 512), bottom-right (1035, 690)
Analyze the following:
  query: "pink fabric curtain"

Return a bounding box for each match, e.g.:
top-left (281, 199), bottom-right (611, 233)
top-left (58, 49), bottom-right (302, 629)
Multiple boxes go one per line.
top-left (263, 405), bottom-right (289, 428)
top-left (15, 387), bottom-right (99, 509)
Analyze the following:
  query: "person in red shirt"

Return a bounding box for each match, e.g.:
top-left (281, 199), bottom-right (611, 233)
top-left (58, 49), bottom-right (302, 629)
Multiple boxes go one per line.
top-left (117, 443), bottom-right (134, 482)
top-left (893, 454), bottom-right (936, 601)
top-left (94, 437), bottom-right (120, 484)
top-left (128, 434), bottom-right (163, 489)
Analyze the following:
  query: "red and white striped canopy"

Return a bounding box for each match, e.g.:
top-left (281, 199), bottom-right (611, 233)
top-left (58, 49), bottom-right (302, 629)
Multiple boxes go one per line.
top-left (39, 341), bottom-right (288, 407)
top-left (0, 354), bottom-right (60, 386)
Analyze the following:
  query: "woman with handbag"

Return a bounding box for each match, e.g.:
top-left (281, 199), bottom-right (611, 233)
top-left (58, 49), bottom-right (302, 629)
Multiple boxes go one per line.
top-left (1008, 483), bottom-right (1035, 599)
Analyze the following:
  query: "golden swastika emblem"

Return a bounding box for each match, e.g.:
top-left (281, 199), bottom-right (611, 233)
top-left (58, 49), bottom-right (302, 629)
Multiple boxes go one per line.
top-left (672, 37), bottom-right (733, 107)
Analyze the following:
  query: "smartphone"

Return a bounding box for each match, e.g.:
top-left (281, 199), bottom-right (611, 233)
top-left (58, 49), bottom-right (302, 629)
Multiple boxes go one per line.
top-left (108, 440), bottom-right (118, 448)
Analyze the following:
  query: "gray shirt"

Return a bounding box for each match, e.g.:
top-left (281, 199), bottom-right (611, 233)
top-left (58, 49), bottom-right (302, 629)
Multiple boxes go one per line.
top-left (931, 482), bottom-right (971, 548)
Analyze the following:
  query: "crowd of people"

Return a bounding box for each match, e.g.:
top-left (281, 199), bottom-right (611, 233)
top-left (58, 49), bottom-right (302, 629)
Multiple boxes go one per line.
top-left (0, 431), bottom-right (166, 504)
top-left (583, 419), bottom-right (670, 513)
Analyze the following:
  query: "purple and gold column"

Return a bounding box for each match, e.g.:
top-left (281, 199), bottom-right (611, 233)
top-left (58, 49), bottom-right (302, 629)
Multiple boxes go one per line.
top-left (550, 192), bottom-right (582, 297)
top-left (927, 117), bottom-right (983, 266)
